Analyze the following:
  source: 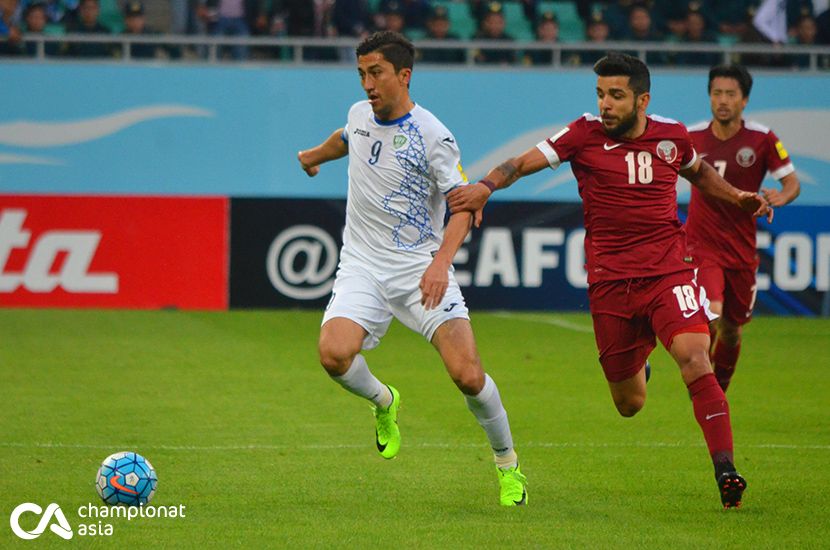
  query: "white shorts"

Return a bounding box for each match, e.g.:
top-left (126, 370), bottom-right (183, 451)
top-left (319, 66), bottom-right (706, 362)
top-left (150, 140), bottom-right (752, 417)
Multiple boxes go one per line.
top-left (321, 261), bottom-right (470, 350)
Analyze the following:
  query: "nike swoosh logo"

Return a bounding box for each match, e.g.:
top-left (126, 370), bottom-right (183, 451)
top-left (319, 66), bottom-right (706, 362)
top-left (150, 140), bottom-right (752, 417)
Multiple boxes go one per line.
top-left (603, 142), bottom-right (622, 150)
top-left (682, 309), bottom-right (699, 319)
top-left (110, 474), bottom-right (139, 494)
top-left (705, 412), bottom-right (727, 420)
top-left (375, 430), bottom-right (387, 453)
top-left (442, 137), bottom-right (455, 144)
top-left (514, 488), bottom-right (527, 506)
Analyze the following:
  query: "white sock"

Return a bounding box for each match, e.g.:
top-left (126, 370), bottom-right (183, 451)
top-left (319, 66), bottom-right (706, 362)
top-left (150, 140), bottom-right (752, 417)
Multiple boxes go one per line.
top-left (331, 354), bottom-right (392, 408)
top-left (465, 374), bottom-right (517, 467)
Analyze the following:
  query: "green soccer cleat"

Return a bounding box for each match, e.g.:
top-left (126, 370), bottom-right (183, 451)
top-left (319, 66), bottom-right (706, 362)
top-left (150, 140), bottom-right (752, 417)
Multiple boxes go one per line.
top-left (372, 385), bottom-right (401, 460)
top-left (497, 464), bottom-right (528, 506)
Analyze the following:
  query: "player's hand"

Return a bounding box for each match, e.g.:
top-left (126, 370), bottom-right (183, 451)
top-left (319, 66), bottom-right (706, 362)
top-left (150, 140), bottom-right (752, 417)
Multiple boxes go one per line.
top-left (761, 187), bottom-right (787, 208)
top-left (447, 183), bottom-right (491, 215)
top-left (419, 259), bottom-right (450, 310)
top-left (737, 190), bottom-right (774, 222)
top-left (297, 150), bottom-right (319, 177)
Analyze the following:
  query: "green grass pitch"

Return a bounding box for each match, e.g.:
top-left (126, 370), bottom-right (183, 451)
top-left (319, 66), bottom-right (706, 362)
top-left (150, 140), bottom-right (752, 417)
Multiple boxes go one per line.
top-left (2, 309), bottom-right (829, 548)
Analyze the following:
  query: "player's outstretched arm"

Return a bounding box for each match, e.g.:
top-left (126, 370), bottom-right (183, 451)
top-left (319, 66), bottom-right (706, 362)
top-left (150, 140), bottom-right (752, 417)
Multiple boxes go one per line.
top-left (447, 147), bottom-right (549, 222)
top-left (297, 129), bottom-right (349, 177)
top-left (682, 158), bottom-right (774, 222)
top-left (419, 211), bottom-right (472, 309)
top-left (762, 172), bottom-right (800, 207)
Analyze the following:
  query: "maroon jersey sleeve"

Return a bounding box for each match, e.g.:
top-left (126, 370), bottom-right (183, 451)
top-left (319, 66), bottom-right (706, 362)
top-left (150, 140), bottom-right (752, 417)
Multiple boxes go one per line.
top-left (535, 114), bottom-right (590, 168)
top-left (764, 129), bottom-right (796, 180)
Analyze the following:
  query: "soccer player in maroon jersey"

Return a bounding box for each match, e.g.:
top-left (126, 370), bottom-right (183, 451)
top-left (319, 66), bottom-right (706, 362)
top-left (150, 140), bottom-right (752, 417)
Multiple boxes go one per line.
top-left (447, 53), bottom-right (773, 509)
top-left (686, 65), bottom-right (800, 393)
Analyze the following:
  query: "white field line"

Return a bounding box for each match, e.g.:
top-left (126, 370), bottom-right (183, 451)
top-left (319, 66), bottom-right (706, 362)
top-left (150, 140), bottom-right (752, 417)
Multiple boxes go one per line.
top-left (1, 441), bottom-right (827, 452)
top-left (491, 312), bottom-right (594, 334)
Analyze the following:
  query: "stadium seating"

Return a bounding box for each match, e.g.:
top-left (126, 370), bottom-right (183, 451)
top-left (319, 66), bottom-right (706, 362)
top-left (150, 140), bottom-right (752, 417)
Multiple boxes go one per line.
top-left (99, 0), bottom-right (125, 33)
top-left (502, 2), bottom-right (533, 41)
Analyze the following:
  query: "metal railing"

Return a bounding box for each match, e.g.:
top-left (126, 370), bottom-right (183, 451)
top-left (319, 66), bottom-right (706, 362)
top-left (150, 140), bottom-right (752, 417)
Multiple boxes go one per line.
top-left (11, 34), bottom-right (830, 70)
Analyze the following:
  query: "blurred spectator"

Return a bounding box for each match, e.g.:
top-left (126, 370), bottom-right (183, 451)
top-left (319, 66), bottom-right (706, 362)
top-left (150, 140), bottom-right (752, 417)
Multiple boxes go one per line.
top-left (0, 0), bottom-right (23, 55)
top-left (473, 1), bottom-right (515, 65)
top-left (198, 0), bottom-right (266, 60)
top-left (655, 0), bottom-right (689, 38)
top-left (332, 0), bottom-right (369, 61)
top-left (570, 9), bottom-right (609, 66)
top-left (792, 13), bottom-right (827, 68)
top-left (269, 0), bottom-right (336, 61)
top-left (22, 0), bottom-right (60, 55)
top-left (625, 2), bottom-right (667, 64)
top-left (524, 10), bottom-right (558, 65)
top-left (377, 1), bottom-right (405, 34)
top-left (378, 0), bottom-right (429, 30)
top-left (64, 0), bottom-right (117, 57)
top-left (23, 0), bottom-right (46, 30)
top-left (675, 5), bottom-right (720, 66)
top-left (578, 0), bottom-right (637, 39)
top-left (794, 12), bottom-right (817, 44)
top-left (712, 0), bottom-right (754, 38)
top-left (19, 0), bottom-right (79, 24)
top-left (471, 0), bottom-right (537, 27)
top-left (625, 3), bottom-right (662, 41)
top-left (818, 8), bottom-right (830, 44)
top-left (122, 0), bottom-right (161, 59)
top-left (420, 4), bottom-right (464, 64)
top-left (787, 0), bottom-right (813, 28)
top-left (587, 10), bottom-right (610, 42)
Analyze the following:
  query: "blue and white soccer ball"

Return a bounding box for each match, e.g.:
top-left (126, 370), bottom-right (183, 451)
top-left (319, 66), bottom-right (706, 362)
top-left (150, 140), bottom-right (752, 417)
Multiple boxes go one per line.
top-left (96, 451), bottom-right (158, 506)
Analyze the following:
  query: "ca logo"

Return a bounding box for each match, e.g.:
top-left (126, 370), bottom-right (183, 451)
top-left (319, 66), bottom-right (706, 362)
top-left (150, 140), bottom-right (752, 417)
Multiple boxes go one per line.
top-left (10, 503), bottom-right (73, 540)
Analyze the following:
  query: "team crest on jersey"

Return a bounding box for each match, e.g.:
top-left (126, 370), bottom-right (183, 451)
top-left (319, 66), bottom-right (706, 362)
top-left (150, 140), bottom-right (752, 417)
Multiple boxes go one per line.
top-left (393, 134), bottom-right (408, 149)
top-left (655, 140), bottom-right (678, 163)
top-left (736, 147), bottom-right (756, 167)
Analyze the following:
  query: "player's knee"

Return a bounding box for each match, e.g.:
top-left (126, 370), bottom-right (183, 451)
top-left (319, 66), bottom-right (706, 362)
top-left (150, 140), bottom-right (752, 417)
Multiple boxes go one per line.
top-left (451, 364), bottom-right (485, 395)
top-left (677, 349), bottom-right (711, 382)
top-left (614, 394), bottom-right (645, 417)
top-left (318, 342), bottom-right (357, 377)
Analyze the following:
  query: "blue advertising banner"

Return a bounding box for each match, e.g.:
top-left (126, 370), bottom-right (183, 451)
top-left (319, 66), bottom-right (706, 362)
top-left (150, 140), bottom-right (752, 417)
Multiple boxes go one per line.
top-left (227, 198), bottom-right (828, 316)
top-left (1, 64), bottom-right (829, 206)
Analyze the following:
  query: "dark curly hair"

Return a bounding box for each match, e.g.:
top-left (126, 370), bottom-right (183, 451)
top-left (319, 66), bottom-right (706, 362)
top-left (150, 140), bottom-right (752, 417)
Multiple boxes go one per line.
top-left (356, 31), bottom-right (415, 73)
top-left (593, 52), bottom-right (651, 96)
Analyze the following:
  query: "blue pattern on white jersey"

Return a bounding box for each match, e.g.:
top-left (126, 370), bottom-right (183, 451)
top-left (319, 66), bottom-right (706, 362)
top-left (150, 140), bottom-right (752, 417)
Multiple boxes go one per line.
top-left (383, 119), bottom-right (433, 250)
top-left (340, 101), bottom-right (468, 272)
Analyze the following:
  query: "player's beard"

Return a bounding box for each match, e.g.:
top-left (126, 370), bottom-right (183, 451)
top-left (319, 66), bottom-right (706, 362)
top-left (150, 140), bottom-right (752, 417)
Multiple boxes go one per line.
top-left (603, 107), bottom-right (638, 138)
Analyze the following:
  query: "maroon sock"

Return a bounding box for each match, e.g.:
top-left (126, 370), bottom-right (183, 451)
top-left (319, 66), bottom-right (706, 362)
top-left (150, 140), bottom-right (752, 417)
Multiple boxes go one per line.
top-left (688, 373), bottom-right (734, 466)
top-left (711, 339), bottom-right (741, 392)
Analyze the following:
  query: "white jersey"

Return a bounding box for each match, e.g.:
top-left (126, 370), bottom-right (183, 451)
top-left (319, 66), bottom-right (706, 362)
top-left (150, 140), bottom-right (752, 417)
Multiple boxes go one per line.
top-left (340, 101), bottom-right (468, 272)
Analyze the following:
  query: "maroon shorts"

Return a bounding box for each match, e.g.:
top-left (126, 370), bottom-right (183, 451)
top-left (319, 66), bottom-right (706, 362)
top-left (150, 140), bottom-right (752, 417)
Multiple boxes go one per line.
top-left (589, 270), bottom-right (711, 383)
top-left (696, 258), bottom-right (756, 327)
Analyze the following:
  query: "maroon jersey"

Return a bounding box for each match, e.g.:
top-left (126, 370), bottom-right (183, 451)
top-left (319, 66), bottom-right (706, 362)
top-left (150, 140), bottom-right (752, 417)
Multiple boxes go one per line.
top-left (536, 113), bottom-right (698, 283)
top-left (686, 120), bottom-right (794, 269)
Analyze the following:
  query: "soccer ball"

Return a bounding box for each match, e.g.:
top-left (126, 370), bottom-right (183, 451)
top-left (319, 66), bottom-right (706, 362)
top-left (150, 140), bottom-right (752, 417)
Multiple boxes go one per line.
top-left (95, 451), bottom-right (158, 506)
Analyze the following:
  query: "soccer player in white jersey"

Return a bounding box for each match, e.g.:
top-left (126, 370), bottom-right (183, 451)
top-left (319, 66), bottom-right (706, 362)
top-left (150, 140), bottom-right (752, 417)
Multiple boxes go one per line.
top-left (297, 31), bottom-right (527, 506)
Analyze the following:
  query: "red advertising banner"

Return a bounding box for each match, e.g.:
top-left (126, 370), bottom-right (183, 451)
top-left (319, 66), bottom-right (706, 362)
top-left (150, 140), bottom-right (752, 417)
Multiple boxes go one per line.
top-left (0, 195), bottom-right (228, 309)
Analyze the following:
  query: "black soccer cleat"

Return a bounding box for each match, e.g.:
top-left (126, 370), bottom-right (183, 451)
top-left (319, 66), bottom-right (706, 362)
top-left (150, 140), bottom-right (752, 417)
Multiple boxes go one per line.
top-left (717, 471), bottom-right (747, 509)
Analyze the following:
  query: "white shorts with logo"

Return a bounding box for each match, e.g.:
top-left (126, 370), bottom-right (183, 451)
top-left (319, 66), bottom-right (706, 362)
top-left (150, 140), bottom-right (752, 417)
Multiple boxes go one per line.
top-left (321, 261), bottom-right (470, 350)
